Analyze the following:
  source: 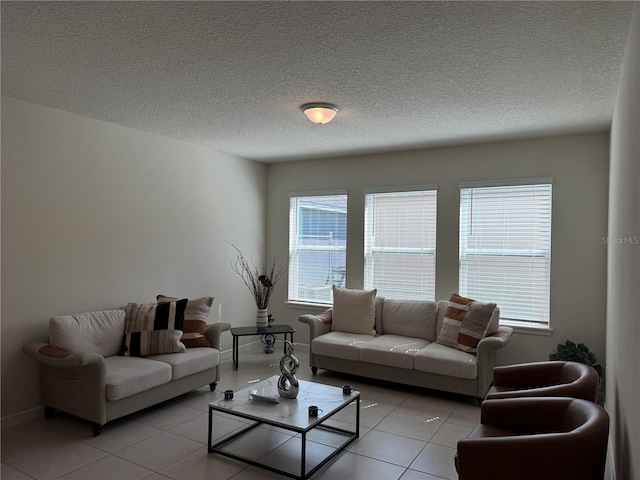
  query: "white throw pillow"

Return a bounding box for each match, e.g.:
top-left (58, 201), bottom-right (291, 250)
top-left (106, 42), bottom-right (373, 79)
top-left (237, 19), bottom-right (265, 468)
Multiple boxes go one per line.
top-left (331, 286), bottom-right (377, 335)
top-left (49, 310), bottom-right (125, 357)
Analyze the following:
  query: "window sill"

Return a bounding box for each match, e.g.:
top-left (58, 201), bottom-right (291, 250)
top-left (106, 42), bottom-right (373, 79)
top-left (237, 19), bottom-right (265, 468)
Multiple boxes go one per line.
top-left (502, 322), bottom-right (554, 336)
top-left (285, 301), bottom-right (330, 312)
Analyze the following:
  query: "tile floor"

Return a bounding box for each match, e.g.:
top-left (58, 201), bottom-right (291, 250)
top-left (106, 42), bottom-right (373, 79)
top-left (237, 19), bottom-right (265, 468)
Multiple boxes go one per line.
top-left (2, 342), bottom-right (482, 480)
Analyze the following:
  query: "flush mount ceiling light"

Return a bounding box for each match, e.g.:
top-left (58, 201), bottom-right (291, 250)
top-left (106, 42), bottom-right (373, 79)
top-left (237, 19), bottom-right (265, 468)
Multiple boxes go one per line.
top-left (301, 103), bottom-right (340, 124)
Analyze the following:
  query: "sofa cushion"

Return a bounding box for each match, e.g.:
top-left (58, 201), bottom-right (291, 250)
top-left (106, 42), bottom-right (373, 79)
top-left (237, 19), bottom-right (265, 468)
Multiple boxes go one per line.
top-left (381, 299), bottom-right (437, 341)
top-left (413, 342), bottom-right (478, 379)
top-left (148, 347), bottom-right (219, 380)
top-left (122, 300), bottom-right (187, 357)
top-left (359, 334), bottom-right (430, 369)
top-left (374, 296), bottom-right (385, 334)
top-left (436, 293), bottom-right (496, 354)
top-left (312, 331), bottom-right (375, 361)
top-left (157, 295), bottom-right (214, 348)
top-left (105, 356), bottom-right (172, 401)
top-left (49, 310), bottom-right (125, 357)
top-left (331, 286), bottom-right (377, 335)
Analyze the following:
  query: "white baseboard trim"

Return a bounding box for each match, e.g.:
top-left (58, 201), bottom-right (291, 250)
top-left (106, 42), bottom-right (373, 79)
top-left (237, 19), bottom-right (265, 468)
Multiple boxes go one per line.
top-left (219, 340), bottom-right (263, 361)
top-left (1, 405), bottom-right (43, 429)
top-left (219, 347), bottom-right (233, 361)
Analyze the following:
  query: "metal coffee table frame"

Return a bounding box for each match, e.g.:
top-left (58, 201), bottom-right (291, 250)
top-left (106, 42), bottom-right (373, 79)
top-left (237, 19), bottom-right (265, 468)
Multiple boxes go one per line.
top-left (208, 378), bottom-right (360, 480)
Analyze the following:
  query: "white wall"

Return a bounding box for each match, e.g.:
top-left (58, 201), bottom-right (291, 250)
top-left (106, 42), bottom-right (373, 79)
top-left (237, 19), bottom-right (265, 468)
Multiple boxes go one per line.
top-left (1, 97), bottom-right (266, 420)
top-left (0, 93), bottom-right (619, 442)
top-left (266, 132), bottom-right (610, 368)
top-left (607, 3), bottom-right (640, 478)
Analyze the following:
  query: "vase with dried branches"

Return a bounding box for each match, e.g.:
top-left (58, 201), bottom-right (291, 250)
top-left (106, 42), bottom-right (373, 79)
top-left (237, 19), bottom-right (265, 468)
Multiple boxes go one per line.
top-left (228, 243), bottom-right (287, 329)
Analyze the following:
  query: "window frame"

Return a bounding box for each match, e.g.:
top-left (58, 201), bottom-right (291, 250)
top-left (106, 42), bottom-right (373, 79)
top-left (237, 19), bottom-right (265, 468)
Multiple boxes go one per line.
top-left (288, 191), bottom-right (348, 306)
top-left (364, 185), bottom-right (438, 301)
top-left (458, 179), bottom-right (553, 330)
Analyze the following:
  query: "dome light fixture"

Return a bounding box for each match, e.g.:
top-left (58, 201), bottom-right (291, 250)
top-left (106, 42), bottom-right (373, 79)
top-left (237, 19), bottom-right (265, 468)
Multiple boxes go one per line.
top-left (301, 102), bottom-right (340, 124)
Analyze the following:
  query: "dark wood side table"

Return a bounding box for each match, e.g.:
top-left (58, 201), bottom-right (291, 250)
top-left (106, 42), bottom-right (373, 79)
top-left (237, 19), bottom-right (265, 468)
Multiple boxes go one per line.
top-left (230, 324), bottom-right (296, 370)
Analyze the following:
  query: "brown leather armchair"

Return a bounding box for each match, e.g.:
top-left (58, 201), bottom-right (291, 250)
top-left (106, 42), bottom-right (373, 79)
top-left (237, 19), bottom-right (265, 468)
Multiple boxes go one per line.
top-left (456, 397), bottom-right (610, 480)
top-left (485, 360), bottom-right (599, 401)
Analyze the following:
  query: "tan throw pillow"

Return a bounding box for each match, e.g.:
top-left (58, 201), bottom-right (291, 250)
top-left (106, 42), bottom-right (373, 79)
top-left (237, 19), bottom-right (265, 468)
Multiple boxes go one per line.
top-left (436, 293), bottom-right (497, 355)
top-left (39, 345), bottom-right (71, 359)
top-left (121, 300), bottom-right (187, 357)
top-left (331, 286), bottom-right (377, 335)
top-left (317, 308), bottom-right (333, 325)
top-left (157, 295), bottom-right (214, 348)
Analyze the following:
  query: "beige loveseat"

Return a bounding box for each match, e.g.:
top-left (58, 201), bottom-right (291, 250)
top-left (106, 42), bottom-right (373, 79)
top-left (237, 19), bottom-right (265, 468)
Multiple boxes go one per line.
top-left (299, 290), bottom-right (513, 403)
top-left (23, 298), bottom-right (229, 436)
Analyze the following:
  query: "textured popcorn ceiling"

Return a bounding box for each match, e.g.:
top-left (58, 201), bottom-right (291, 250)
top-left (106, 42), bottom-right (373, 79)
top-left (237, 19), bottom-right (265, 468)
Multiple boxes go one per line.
top-left (0, 1), bottom-right (634, 162)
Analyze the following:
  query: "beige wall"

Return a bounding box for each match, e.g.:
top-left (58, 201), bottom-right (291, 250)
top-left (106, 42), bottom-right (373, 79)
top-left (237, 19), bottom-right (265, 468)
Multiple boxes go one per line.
top-left (1, 97), bottom-right (266, 419)
top-left (2, 94), bottom-right (626, 466)
top-left (266, 132), bottom-right (610, 369)
top-left (608, 3), bottom-right (640, 478)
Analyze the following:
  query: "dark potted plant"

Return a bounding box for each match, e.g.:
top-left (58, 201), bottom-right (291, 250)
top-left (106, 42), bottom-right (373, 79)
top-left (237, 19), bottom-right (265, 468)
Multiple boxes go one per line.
top-left (549, 340), bottom-right (604, 377)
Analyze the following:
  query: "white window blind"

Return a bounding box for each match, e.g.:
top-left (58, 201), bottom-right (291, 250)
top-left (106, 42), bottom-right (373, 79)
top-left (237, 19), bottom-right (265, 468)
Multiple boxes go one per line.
top-left (459, 182), bottom-right (552, 327)
top-left (289, 193), bottom-right (347, 304)
top-left (364, 188), bottom-right (437, 300)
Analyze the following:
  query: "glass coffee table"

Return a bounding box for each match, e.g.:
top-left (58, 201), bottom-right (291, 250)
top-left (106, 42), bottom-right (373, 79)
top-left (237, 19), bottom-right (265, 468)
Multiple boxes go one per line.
top-left (208, 375), bottom-right (360, 479)
top-left (230, 325), bottom-right (296, 369)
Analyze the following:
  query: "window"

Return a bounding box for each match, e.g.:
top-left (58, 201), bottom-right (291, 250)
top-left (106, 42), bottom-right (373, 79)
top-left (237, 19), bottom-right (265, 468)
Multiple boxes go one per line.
top-left (364, 187), bottom-right (437, 300)
top-left (459, 181), bottom-right (552, 328)
top-left (288, 193), bottom-right (347, 304)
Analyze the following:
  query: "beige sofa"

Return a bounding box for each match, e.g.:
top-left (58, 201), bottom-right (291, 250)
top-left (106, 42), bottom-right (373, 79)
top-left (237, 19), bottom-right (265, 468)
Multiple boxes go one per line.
top-left (23, 306), bottom-right (229, 436)
top-left (299, 295), bottom-right (513, 402)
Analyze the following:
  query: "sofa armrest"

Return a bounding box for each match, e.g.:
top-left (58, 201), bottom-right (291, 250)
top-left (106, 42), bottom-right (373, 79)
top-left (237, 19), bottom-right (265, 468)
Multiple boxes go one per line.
top-left (298, 310), bottom-right (332, 340)
top-left (23, 342), bottom-right (109, 425)
top-left (477, 327), bottom-right (513, 355)
top-left (475, 327), bottom-right (514, 398)
top-left (299, 310), bottom-right (332, 369)
top-left (205, 322), bottom-right (230, 350)
top-left (480, 397), bottom-right (580, 431)
top-left (492, 360), bottom-right (563, 388)
top-left (23, 342), bottom-right (106, 369)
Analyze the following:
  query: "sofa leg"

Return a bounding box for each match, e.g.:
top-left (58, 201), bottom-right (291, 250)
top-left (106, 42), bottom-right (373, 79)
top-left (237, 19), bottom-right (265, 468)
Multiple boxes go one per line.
top-left (311, 367), bottom-right (318, 375)
top-left (209, 382), bottom-right (217, 391)
top-left (477, 397), bottom-right (483, 407)
top-left (44, 406), bottom-right (57, 419)
top-left (92, 423), bottom-right (103, 437)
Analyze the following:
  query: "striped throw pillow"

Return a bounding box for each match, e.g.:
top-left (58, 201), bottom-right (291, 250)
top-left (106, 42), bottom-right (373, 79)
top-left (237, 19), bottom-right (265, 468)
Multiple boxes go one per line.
top-left (436, 293), bottom-right (496, 355)
top-left (157, 295), bottom-right (213, 348)
top-left (121, 300), bottom-right (187, 357)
